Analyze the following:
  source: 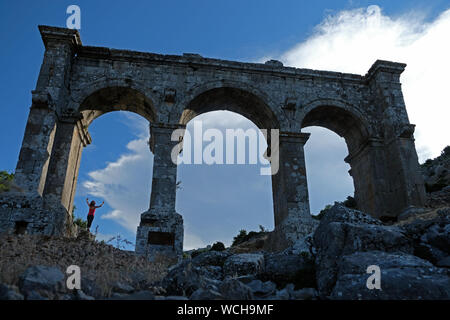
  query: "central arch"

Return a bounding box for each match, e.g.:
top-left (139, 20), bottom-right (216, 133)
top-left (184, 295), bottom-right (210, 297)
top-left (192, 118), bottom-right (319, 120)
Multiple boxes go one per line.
top-left (178, 86), bottom-right (283, 248)
top-left (180, 86), bottom-right (280, 130)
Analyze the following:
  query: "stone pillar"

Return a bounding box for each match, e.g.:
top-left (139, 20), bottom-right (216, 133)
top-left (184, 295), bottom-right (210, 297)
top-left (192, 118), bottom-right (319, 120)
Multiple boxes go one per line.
top-left (345, 138), bottom-right (389, 217)
top-left (267, 131), bottom-right (317, 251)
top-left (135, 123), bottom-right (184, 261)
top-left (13, 27), bottom-right (80, 197)
top-left (0, 26), bottom-right (80, 236)
top-left (43, 114), bottom-right (91, 216)
top-left (13, 94), bottom-right (58, 197)
top-left (364, 60), bottom-right (426, 217)
top-left (383, 125), bottom-right (427, 215)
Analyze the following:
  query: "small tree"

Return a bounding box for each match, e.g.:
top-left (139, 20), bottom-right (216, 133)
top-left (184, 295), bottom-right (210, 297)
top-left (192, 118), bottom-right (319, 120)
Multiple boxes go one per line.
top-left (73, 217), bottom-right (87, 229)
top-left (211, 241), bottom-right (226, 251)
top-left (232, 229), bottom-right (248, 247)
top-left (343, 196), bottom-right (357, 209)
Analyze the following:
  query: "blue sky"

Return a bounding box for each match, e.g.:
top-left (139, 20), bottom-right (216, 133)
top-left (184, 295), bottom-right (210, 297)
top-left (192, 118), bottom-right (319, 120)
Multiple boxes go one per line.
top-left (1, 1), bottom-right (449, 250)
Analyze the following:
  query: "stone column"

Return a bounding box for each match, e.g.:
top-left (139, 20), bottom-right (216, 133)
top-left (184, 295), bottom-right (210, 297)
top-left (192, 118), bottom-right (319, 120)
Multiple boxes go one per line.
top-left (267, 131), bottom-right (317, 251)
top-left (364, 60), bottom-right (426, 217)
top-left (13, 27), bottom-right (80, 197)
top-left (43, 114), bottom-right (91, 216)
top-left (0, 26), bottom-right (80, 236)
top-left (345, 138), bottom-right (389, 217)
top-left (13, 94), bottom-right (58, 197)
top-left (135, 123), bottom-right (184, 261)
top-left (383, 125), bottom-right (427, 215)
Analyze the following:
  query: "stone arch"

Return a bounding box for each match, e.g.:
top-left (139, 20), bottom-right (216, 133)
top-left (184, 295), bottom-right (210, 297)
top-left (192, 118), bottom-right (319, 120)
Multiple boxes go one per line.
top-left (176, 83), bottom-right (289, 250)
top-left (42, 84), bottom-right (157, 223)
top-left (179, 80), bottom-right (282, 130)
top-left (70, 79), bottom-right (158, 126)
top-left (299, 98), bottom-right (372, 154)
top-left (299, 99), bottom-right (383, 217)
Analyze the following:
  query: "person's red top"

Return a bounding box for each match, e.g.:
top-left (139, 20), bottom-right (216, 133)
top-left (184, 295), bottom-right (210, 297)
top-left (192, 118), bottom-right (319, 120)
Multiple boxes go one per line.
top-left (88, 207), bottom-right (96, 216)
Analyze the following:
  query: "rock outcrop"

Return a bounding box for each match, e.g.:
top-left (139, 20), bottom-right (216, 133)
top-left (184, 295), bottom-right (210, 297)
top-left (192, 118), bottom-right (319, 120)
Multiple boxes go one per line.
top-left (313, 205), bottom-right (450, 299)
top-left (1, 202), bottom-right (449, 300)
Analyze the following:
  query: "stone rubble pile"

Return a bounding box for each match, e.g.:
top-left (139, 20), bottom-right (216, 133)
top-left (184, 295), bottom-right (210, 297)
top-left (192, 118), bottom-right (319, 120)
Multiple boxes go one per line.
top-left (1, 204), bottom-right (449, 300)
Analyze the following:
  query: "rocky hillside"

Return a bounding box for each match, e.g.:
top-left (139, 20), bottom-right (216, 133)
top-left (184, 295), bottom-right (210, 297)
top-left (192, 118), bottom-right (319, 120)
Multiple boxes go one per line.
top-left (0, 230), bottom-right (172, 300)
top-left (1, 204), bottom-right (449, 300)
top-left (422, 146), bottom-right (450, 207)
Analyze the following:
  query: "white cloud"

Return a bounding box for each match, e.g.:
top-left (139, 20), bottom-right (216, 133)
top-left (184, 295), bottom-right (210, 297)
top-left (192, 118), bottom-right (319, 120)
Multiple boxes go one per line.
top-left (277, 5), bottom-right (450, 161)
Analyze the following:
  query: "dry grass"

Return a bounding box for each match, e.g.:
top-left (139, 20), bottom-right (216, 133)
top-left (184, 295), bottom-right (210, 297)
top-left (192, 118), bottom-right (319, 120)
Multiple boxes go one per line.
top-left (395, 206), bottom-right (449, 226)
top-left (0, 233), bottom-right (173, 297)
top-left (228, 233), bottom-right (269, 254)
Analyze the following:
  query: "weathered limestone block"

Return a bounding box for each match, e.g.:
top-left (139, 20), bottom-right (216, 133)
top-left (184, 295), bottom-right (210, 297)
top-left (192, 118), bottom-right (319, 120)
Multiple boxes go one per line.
top-left (223, 253), bottom-right (265, 277)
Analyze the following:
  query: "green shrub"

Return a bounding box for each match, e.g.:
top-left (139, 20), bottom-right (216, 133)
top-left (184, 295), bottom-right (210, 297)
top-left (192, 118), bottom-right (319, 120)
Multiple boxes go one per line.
top-left (0, 171), bottom-right (14, 193)
top-left (211, 241), bottom-right (226, 251)
top-left (343, 196), bottom-right (357, 209)
top-left (232, 229), bottom-right (248, 246)
top-left (73, 217), bottom-right (87, 229)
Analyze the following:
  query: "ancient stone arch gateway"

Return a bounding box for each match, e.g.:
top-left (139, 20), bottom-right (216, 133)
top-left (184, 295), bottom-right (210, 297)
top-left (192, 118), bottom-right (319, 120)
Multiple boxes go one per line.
top-left (0, 26), bottom-right (426, 259)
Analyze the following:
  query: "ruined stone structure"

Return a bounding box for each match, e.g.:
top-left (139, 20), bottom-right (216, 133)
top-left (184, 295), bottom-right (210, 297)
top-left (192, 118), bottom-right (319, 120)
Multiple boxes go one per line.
top-left (0, 26), bottom-right (426, 259)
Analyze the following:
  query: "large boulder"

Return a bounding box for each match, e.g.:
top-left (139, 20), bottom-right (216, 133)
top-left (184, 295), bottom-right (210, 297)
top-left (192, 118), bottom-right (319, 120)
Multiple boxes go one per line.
top-left (223, 253), bottom-right (264, 277)
top-left (81, 276), bottom-right (103, 299)
top-left (261, 251), bottom-right (315, 289)
top-left (219, 278), bottom-right (254, 300)
top-left (192, 250), bottom-right (231, 267)
top-left (330, 251), bottom-right (450, 300)
top-left (19, 265), bottom-right (66, 299)
top-left (0, 284), bottom-right (24, 300)
top-left (313, 205), bottom-right (413, 296)
top-left (420, 219), bottom-right (450, 254)
top-left (160, 261), bottom-right (206, 296)
top-left (400, 207), bottom-right (450, 265)
top-left (287, 233), bottom-right (316, 257)
top-left (190, 288), bottom-right (223, 300)
top-left (197, 266), bottom-right (223, 281)
top-left (397, 206), bottom-right (429, 222)
top-left (246, 280), bottom-right (276, 298)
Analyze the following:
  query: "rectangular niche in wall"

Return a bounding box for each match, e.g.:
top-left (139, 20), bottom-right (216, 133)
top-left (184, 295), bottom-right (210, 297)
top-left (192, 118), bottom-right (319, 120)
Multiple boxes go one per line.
top-left (148, 231), bottom-right (175, 247)
top-left (14, 221), bottom-right (29, 235)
